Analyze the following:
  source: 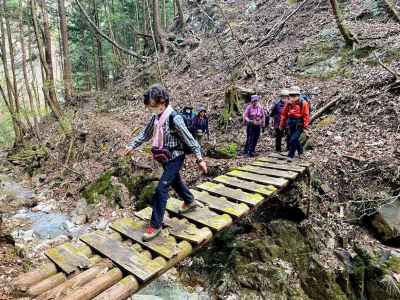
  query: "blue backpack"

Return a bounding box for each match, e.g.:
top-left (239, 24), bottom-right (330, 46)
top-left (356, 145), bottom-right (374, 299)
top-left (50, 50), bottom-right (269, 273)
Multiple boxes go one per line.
top-left (300, 93), bottom-right (312, 113)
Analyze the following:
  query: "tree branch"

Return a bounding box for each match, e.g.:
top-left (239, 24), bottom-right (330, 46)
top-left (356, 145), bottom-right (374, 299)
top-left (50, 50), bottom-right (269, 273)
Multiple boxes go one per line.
top-left (74, 0), bottom-right (147, 60)
top-left (374, 51), bottom-right (400, 80)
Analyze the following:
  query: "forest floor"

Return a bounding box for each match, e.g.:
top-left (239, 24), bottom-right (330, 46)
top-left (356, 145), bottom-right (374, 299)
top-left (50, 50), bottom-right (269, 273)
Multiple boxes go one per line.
top-left (1, 0), bottom-right (400, 299)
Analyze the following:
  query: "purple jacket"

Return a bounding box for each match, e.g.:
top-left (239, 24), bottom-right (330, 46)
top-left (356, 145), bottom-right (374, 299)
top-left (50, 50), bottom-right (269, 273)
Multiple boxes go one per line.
top-left (270, 98), bottom-right (286, 129)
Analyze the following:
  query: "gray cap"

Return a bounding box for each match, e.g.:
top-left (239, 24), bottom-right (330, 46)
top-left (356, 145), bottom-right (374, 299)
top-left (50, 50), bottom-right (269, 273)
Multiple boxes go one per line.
top-left (280, 89), bottom-right (290, 96)
top-left (288, 86), bottom-right (301, 95)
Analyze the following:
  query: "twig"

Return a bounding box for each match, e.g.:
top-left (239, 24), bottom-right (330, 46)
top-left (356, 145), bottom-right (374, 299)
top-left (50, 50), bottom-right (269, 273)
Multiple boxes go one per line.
top-left (374, 51), bottom-right (400, 80)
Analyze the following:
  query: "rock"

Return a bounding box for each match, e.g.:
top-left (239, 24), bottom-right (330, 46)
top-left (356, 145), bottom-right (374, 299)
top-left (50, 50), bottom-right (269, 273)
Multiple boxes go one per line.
top-left (207, 143), bottom-right (238, 159)
top-left (71, 215), bottom-right (84, 226)
top-left (32, 199), bottom-right (58, 213)
top-left (95, 218), bottom-right (109, 230)
top-left (369, 199), bottom-right (400, 243)
top-left (136, 181), bottom-right (158, 210)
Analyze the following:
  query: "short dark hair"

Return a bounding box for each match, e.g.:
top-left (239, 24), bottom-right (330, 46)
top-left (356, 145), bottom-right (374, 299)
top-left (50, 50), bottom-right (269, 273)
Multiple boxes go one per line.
top-left (143, 84), bottom-right (170, 106)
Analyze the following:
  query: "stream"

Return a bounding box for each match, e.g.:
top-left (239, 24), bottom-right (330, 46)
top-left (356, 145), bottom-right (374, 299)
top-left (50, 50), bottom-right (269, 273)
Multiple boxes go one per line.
top-left (0, 151), bottom-right (210, 299)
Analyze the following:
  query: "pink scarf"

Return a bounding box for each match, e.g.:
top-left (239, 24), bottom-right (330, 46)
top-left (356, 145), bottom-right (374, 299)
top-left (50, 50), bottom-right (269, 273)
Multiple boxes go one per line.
top-left (152, 105), bottom-right (173, 149)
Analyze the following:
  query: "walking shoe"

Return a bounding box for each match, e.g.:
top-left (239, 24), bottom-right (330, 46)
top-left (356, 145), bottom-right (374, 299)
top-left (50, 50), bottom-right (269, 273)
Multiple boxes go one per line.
top-left (179, 200), bottom-right (201, 214)
top-left (142, 226), bottom-right (161, 242)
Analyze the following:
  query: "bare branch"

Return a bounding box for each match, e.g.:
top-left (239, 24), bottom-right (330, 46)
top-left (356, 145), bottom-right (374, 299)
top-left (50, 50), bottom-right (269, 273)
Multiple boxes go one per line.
top-left (74, 0), bottom-right (147, 60)
top-left (374, 51), bottom-right (400, 80)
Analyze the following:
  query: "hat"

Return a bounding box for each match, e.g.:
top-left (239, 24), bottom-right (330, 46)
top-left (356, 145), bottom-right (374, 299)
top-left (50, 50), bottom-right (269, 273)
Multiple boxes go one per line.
top-left (279, 89), bottom-right (290, 96)
top-left (251, 95), bottom-right (261, 102)
top-left (288, 86), bottom-right (301, 95)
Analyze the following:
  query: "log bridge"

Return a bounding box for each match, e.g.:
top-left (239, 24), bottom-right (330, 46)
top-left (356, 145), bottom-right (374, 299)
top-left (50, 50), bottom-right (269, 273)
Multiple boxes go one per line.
top-left (15, 153), bottom-right (311, 300)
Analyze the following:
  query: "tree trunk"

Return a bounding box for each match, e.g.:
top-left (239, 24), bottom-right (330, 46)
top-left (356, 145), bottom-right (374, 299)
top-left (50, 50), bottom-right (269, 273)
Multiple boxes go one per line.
top-left (0, 0), bottom-right (24, 145)
top-left (39, 0), bottom-right (63, 119)
top-left (93, 0), bottom-right (105, 90)
top-left (19, 2), bottom-right (39, 135)
top-left (28, 33), bottom-right (42, 116)
top-left (174, 0), bottom-right (184, 31)
top-left (152, 0), bottom-right (166, 52)
top-left (162, 0), bottom-right (166, 29)
top-left (382, 0), bottom-right (400, 22)
top-left (30, 0), bottom-right (50, 111)
top-left (329, 0), bottom-right (358, 47)
top-left (58, 0), bottom-right (74, 103)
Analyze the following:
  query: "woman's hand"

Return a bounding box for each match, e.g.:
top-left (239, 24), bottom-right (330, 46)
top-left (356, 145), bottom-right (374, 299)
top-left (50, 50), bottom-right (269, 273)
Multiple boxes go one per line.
top-left (123, 146), bottom-right (134, 157)
top-left (197, 160), bottom-right (208, 174)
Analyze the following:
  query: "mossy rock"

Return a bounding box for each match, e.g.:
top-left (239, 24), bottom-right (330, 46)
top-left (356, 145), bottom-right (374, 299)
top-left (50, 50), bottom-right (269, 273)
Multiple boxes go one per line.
top-left (8, 144), bottom-right (48, 176)
top-left (136, 181), bottom-right (158, 210)
top-left (81, 170), bottom-right (113, 205)
top-left (208, 143), bottom-right (238, 159)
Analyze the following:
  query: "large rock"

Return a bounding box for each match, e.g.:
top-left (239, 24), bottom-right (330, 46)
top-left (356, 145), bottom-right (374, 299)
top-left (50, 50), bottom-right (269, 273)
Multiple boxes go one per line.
top-left (369, 199), bottom-right (400, 243)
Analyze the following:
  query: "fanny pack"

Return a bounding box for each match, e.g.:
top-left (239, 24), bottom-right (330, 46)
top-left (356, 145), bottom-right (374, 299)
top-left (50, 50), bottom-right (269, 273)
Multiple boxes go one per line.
top-left (151, 147), bottom-right (172, 163)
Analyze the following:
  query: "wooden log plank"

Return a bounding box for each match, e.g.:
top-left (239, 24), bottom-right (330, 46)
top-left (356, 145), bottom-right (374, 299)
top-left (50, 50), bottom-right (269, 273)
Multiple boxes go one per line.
top-left (27, 273), bottom-right (66, 297)
top-left (166, 197), bottom-right (232, 231)
top-left (45, 242), bottom-right (92, 274)
top-left (135, 207), bottom-right (212, 244)
top-left (237, 165), bottom-right (298, 179)
top-left (226, 170), bottom-right (288, 188)
top-left (37, 257), bottom-right (109, 300)
top-left (197, 181), bottom-right (265, 206)
top-left (93, 275), bottom-right (139, 300)
top-left (110, 218), bottom-right (182, 259)
top-left (212, 176), bottom-right (276, 197)
top-left (190, 189), bottom-right (250, 217)
top-left (80, 232), bottom-right (166, 282)
top-left (62, 268), bottom-right (123, 300)
top-left (14, 262), bottom-right (57, 291)
top-left (266, 153), bottom-right (312, 167)
top-left (252, 160), bottom-right (305, 173)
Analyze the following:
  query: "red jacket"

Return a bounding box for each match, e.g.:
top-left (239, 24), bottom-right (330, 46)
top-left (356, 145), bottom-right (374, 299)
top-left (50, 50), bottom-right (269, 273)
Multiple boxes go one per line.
top-left (279, 100), bottom-right (310, 129)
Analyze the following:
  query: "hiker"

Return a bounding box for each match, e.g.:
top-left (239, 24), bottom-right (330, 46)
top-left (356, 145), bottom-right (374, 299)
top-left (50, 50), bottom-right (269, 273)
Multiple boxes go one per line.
top-left (193, 107), bottom-right (209, 143)
top-left (279, 86), bottom-right (310, 160)
top-left (180, 106), bottom-right (196, 135)
top-left (243, 95), bottom-right (266, 157)
top-left (124, 84), bottom-right (207, 241)
top-left (270, 89), bottom-right (290, 152)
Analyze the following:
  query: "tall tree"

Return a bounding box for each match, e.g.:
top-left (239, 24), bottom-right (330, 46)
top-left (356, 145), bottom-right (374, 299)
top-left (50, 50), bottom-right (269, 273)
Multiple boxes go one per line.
top-left (152, 0), bottom-right (166, 52)
top-left (31, 0), bottom-right (64, 122)
top-left (58, 0), bottom-right (74, 102)
top-left (0, 0), bottom-right (24, 145)
top-left (19, 0), bottom-right (39, 135)
top-left (174, 0), bottom-right (184, 31)
top-left (329, 0), bottom-right (358, 47)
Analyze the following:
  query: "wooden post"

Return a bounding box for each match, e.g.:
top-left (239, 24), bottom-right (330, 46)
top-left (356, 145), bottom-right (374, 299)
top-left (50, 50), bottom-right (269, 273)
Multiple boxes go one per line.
top-left (27, 273), bottom-right (67, 297)
top-left (37, 259), bottom-right (112, 300)
top-left (93, 276), bottom-right (139, 300)
top-left (15, 262), bottom-right (57, 291)
top-left (62, 268), bottom-right (123, 300)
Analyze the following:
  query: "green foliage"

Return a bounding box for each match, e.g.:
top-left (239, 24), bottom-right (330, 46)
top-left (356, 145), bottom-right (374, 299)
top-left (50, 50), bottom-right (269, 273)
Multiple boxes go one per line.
top-left (0, 103), bottom-right (14, 147)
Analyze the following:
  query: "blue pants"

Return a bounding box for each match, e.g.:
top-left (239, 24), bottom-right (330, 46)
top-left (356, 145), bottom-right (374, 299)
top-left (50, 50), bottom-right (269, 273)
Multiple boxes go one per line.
top-left (288, 118), bottom-right (303, 158)
top-left (244, 123), bottom-right (261, 155)
top-left (150, 155), bottom-right (193, 229)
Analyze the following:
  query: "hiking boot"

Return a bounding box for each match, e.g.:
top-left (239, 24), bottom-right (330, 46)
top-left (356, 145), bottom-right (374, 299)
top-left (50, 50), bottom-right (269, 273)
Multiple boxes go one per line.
top-left (179, 200), bottom-right (201, 214)
top-left (142, 226), bottom-right (161, 242)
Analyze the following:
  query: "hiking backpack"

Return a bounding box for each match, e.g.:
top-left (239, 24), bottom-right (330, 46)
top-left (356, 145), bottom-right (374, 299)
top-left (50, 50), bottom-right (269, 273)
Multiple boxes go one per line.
top-left (168, 110), bottom-right (194, 154)
top-left (299, 93), bottom-right (312, 114)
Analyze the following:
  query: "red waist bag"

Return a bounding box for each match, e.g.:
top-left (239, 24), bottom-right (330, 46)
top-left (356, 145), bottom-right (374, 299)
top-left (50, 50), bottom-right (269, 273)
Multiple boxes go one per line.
top-left (151, 147), bottom-right (172, 163)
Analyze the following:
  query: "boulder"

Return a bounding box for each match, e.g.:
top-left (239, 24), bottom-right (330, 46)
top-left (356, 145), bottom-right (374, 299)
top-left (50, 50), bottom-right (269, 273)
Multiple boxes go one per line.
top-left (369, 199), bottom-right (400, 243)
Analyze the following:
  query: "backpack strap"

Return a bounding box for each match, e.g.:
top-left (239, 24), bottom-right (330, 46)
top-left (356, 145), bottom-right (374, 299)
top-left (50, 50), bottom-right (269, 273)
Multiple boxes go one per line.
top-left (168, 111), bottom-right (177, 132)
